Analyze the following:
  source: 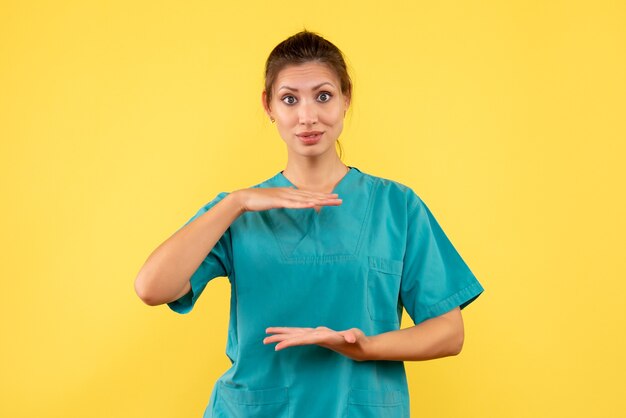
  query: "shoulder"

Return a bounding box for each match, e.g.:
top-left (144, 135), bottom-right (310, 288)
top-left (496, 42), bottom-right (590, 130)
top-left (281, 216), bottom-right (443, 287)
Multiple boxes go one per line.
top-left (199, 172), bottom-right (283, 210)
top-left (194, 191), bottom-right (230, 213)
top-left (247, 171), bottom-right (285, 189)
top-left (356, 168), bottom-right (423, 213)
top-left (359, 169), bottom-right (413, 193)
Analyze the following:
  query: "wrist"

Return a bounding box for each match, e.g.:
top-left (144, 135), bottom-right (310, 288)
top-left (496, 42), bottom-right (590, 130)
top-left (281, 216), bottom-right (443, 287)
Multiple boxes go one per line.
top-left (362, 333), bottom-right (381, 361)
top-left (224, 190), bottom-right (247, 216)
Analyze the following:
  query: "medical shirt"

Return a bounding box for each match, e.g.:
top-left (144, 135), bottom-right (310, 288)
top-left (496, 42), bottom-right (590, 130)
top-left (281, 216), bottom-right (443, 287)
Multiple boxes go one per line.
top-left (168, 166), bottom-right (484, 417)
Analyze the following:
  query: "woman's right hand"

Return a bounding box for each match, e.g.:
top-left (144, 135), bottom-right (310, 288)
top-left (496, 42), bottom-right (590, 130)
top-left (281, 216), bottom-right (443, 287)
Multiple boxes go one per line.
top-left (231, 187), bottom-right (342, 213)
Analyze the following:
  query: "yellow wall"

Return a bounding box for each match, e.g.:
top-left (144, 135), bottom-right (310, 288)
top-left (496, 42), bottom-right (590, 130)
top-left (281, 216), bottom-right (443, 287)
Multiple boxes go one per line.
top-left (1, 1), bottom-right (624, 417)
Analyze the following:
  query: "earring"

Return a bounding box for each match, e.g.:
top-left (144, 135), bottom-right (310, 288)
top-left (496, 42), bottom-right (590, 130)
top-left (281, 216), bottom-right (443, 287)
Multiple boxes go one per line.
top-left (270, 117), bottom-right (275, 123)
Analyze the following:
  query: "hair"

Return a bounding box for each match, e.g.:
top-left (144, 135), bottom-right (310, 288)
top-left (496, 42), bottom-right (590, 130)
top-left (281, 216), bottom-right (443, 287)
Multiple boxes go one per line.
top-left (264, 30), bottom-right (353, 160)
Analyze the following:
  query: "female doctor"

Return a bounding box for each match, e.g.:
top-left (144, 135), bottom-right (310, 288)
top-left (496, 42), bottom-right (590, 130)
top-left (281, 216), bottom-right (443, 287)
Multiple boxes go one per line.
top-left (135, 30), bottom-right (484, 417)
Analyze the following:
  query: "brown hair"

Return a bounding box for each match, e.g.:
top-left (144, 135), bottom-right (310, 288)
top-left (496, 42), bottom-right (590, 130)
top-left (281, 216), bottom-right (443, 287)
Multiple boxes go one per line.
top-left (263, 30), bottom-right (353, 107)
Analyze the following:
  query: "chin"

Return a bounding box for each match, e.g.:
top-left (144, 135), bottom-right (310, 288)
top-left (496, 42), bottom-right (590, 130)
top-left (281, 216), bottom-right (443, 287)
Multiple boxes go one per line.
top-left (290, 144), bottom-right (335, 158)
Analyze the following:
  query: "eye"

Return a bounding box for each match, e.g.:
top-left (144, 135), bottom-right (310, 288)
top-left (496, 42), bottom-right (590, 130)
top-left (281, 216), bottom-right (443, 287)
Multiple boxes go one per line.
top-left (281, 95), bottom-right (297, 105)
top-left (318, 91), bottom-right (332, 102)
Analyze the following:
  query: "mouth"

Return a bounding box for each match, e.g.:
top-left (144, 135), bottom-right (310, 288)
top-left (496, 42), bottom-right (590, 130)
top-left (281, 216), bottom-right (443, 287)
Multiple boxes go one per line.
top-left (296, 131), bottom-right (324, 145)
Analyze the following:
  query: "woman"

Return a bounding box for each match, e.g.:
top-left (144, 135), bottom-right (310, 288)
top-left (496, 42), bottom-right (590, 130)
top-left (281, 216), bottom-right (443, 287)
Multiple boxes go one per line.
top-left (135, 30), bottom-right (484, 417)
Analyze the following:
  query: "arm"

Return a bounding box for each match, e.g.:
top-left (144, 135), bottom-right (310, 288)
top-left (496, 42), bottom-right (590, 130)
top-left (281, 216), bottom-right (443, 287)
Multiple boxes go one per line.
top-left (264, 307), bottom-right (464, 362)
top-left (134, 193), bottom-right (244, 306)
top-left (366, 307), bottom-right (464, 361)
top-left (134, 188), bottom-right (342, 306)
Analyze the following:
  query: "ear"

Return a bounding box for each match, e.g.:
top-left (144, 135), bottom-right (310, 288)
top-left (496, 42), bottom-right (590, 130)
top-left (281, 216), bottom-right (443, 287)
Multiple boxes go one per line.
top-left (261, 90), bottom-right (272, 117)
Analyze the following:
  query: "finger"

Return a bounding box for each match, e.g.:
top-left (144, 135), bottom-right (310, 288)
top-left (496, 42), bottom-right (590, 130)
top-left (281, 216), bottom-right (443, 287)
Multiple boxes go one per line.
top-left (274, 331), bottom-right (346, 351)
top-left (281, 188), bottom-right (339, 198)
top-left (263, 333), bottom-right (323, 348)
top-left (266, 327), bottom-right (313, 334)
top-left (274, 333), bottom-right (336, 351)
top-left (287, 197), bottom-right (342, 206)
top-left (282, 198), bottom-right (343, 209)
top-left (339, 330), bottom-right (357, 344)
top-left (265, 325), bottom-right (333, 335)
top-left (290, 188), bottom-right (339, 196)
top-left (263, 334), bottom-right (299, 344)
top-left (282, 200), bottom-right (317, 209)
top-left (317, 199), bottom-right (343, 206)
top-left (264, 330), bottom-right (311, 342)
top-left (283, 194), bottom-right (341, 204)
top-left (281, 333), bottom-right (347, 351)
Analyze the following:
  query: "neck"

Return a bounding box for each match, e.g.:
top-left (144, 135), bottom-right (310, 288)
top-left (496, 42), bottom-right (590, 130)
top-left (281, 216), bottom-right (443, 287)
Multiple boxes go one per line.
top-left (282, 154), bottom-right (349, 193)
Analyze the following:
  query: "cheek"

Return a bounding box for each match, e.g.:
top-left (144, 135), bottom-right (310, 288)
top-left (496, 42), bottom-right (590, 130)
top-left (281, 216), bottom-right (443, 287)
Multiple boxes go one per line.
top-left (276, 123), bottom-right (293, 141)
top-left (322, 104), bottom-right (345, 122)
top-left (275, 108), bottom-right (295, 123)
top-left (325, 110), bottom-right (345, 127)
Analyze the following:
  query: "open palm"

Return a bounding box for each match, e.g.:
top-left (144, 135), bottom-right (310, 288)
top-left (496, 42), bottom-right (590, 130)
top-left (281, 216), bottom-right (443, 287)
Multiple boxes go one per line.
top-left (263, 326), bottom-right (371, 362)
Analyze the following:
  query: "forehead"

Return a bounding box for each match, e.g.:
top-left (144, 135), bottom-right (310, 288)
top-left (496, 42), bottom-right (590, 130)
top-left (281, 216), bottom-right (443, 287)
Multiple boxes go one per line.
top-left (274, 62), bottom-right (340, 91)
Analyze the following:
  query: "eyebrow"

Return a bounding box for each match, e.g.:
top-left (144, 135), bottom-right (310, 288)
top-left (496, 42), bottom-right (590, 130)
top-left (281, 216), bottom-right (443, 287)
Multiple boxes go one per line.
top-left (277, 82), bottom-right (335, 92)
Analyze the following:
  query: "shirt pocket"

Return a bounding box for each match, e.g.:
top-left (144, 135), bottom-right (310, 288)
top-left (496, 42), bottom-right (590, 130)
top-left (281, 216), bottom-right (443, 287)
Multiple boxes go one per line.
top-left (367, 256), bottom-right (404, 324)
top-left (347, 388), bottom-right (404, 418)
top-left (215, 381), bottom-right (289, 418)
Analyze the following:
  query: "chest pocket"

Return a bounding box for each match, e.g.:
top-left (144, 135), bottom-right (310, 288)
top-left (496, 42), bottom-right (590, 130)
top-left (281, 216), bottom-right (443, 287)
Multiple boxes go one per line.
top-left (367, 256), bottom-right (404, 324)
top-left (214, 382), bottom-right (289, 418)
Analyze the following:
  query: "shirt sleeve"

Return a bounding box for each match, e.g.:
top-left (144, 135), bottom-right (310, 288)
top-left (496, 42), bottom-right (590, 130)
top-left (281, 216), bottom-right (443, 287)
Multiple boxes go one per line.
top-left (400, 191), bottom-right (484, 325)
top-left (167, 192), bottom-right (233, 314)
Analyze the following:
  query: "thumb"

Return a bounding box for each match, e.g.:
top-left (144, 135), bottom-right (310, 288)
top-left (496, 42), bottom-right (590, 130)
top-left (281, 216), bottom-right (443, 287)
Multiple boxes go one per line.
top-left (341, 330), bottom-right (357, 344)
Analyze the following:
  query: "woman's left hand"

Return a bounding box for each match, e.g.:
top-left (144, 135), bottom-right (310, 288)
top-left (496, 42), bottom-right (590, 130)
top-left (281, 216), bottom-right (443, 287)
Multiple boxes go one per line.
top-left (263, 326), bottom-right (371, 361)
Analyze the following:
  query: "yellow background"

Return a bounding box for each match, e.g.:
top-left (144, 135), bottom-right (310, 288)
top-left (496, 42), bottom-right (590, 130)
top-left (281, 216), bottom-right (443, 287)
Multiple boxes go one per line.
top-left (1, 1), bottom-right (624, 417)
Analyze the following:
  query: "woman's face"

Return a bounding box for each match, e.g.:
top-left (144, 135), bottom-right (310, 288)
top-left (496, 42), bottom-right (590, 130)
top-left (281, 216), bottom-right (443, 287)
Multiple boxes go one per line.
top-left (263, 62), bottom-right (350, 159)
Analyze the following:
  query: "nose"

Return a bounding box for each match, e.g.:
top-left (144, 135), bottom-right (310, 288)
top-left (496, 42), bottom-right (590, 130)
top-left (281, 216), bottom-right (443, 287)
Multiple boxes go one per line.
top-left (298, 100), bottom-right (318, 125)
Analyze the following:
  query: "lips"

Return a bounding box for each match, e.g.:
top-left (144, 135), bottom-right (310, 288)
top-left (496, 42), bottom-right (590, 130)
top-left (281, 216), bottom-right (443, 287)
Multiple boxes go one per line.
top-left (296, 131), bottom-right (324, 145)
top-left (297, 131), bottom-right (324, 137)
